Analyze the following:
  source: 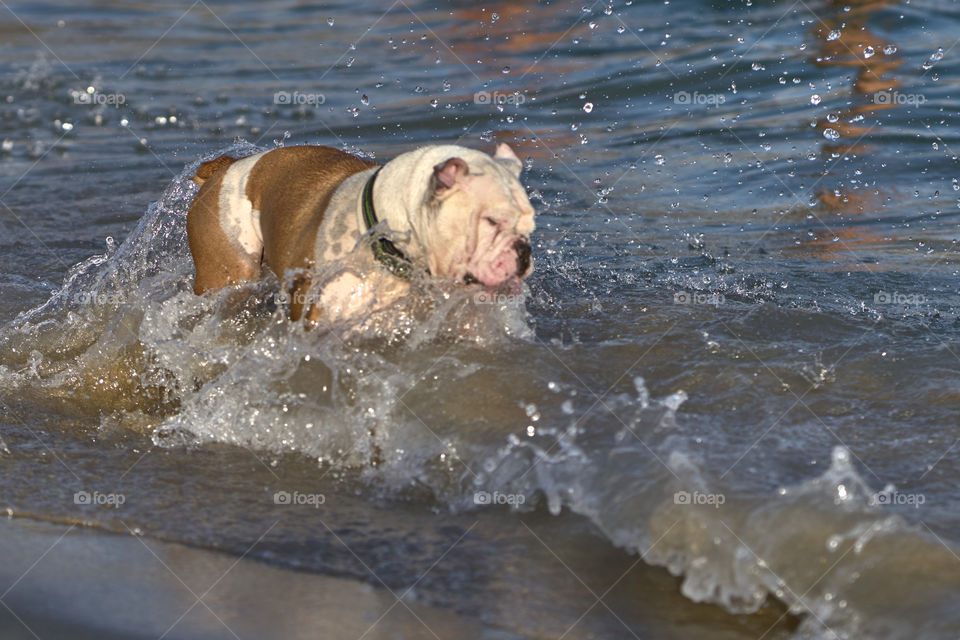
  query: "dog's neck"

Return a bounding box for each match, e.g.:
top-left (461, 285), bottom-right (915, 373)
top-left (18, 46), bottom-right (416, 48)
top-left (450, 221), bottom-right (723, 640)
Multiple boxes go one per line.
top-left (359, 153), bottom-right (425, 264)
top-left (360, 168), bottom-right (415, 279)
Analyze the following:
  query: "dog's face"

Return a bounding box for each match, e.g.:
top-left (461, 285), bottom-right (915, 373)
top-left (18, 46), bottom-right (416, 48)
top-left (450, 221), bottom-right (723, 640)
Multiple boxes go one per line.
top-left (407, 144), bottom-right (535, 288)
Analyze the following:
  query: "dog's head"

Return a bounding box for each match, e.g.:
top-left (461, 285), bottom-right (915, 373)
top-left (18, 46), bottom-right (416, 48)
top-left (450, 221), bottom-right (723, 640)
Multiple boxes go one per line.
top-left (381, 144), bottom-right (535, 288)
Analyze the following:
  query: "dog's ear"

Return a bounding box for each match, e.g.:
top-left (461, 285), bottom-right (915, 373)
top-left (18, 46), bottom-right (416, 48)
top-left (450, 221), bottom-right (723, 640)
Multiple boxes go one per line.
top-left (432, 157), bottom-right (469, 194)
top-left (493, 143), bottom-right (522, 178)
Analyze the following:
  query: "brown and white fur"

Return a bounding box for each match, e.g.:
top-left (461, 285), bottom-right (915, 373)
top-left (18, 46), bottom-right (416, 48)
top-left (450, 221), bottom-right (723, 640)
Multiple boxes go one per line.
top-left (187, 143), bottom-right (535, 324)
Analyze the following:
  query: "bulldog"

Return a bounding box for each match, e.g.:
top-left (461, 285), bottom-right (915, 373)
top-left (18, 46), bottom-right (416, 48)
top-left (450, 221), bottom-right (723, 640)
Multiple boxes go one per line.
top-left (187, 143), bottom-right (535, 324)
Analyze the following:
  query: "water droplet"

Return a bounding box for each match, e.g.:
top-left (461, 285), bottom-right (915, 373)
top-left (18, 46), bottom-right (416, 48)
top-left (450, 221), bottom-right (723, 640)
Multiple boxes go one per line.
top-left (583, 102), bottom-right (594, 113)
top-left (501, 66), bottom-right (510, 74)
top-left (810, 94), bottom-right (822, 105)
top-left (863, 46), bottom-right (875, 59)
top-left (617, 25), bottom-right (625, 34)
top-left (826, 29), bottom-right (841, 41)
top-left (827, 113), bottom-right (838, 123)
top-left (429, 98), bottom-right (438, 108)
top-left (751, 62), bottom-right (764, 71)
top-left (655, 154), bottom-right (665, 165)
top-left (327, 17), bottom-right (334, 26)
top-left (360, 94), bottom-right (369, 105)
top-left (931, 47), bottom-right (944, 61)
top-left (823, 128), bottom-right (840, 140)
top-left (883, 44), bottom-right (897, 55)
top-left (491, 12), bottom-right (499, 23)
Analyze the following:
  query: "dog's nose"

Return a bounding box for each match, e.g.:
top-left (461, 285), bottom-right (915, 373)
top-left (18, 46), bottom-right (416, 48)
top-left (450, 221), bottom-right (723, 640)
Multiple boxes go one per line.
top-left (514, 238), bottom-right (531, 276)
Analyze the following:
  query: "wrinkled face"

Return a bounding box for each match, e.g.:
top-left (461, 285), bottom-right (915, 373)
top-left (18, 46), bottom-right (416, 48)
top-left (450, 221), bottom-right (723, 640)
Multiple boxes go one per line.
top-left (417, 144), bottom-right (535, 288)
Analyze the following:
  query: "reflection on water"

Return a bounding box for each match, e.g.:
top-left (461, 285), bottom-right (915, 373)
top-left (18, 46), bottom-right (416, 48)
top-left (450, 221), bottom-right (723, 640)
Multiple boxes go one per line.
top-left (801, 0), bottom-right (903, 265)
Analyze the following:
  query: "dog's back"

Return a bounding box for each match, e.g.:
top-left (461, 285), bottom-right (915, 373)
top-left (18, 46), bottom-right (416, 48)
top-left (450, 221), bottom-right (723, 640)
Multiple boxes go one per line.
top-left (187, 146), bottom-right (375, 299)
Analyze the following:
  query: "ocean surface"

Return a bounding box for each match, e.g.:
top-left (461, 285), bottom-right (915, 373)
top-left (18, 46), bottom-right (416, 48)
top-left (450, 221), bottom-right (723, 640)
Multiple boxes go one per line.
top-left (1, 1), bottom-right (959, 638)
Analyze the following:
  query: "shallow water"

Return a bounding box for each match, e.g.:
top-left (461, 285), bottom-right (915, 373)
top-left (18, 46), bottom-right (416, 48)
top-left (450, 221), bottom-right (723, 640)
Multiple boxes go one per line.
top-left (1, 1), bottom-right (959, 638)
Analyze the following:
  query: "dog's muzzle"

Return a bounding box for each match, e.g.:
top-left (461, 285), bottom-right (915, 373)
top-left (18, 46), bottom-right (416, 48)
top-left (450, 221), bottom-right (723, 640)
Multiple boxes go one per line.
top-left (463, 237), bottom-right (533, 285)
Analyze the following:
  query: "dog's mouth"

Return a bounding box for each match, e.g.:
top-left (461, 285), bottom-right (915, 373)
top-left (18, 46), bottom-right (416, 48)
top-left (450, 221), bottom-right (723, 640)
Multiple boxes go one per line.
top-left (514, 237), bottom-right (532, 277)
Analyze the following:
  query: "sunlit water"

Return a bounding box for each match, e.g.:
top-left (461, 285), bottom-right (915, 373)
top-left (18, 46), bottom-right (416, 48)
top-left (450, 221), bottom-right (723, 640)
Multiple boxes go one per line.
top-left (1, 1), bottom-right (959, 639)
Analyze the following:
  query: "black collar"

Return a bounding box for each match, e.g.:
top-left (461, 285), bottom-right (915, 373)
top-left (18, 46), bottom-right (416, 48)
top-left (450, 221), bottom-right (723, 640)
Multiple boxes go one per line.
top-left (361, 168), bottom-right (413, 279)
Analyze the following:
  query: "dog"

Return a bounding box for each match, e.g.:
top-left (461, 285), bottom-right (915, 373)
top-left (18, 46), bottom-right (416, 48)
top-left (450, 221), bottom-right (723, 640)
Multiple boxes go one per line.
top-left (186, 143), bottom-right (535, 324)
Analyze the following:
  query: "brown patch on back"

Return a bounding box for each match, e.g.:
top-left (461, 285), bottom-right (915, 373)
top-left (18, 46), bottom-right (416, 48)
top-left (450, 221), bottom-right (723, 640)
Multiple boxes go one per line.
top-left (187, 145), bottom-right (376, 322)
top-left (247, 146), bottom-right (377, 278)
top-left (191, 155), bottom-right (238, 186)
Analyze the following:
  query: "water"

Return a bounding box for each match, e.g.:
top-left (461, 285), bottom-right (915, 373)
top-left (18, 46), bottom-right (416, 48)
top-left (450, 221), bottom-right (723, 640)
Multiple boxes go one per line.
top-left (1, 1), bottom-right (959, 638)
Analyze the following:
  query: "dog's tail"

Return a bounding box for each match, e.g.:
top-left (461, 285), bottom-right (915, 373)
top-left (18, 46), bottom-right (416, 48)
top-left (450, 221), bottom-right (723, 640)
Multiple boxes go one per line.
top-left (191, 155), bottom-right (238, 186)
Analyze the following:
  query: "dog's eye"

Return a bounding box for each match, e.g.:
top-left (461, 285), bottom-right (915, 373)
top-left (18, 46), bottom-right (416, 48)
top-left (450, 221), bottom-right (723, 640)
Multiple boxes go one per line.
top-left (483, 217), bottom-right (498, 227)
